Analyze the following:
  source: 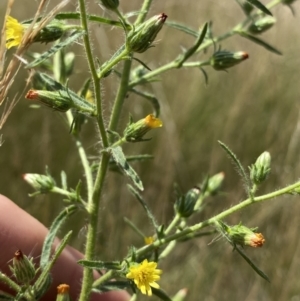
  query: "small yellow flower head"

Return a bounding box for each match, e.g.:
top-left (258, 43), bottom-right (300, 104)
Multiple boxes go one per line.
top-left (124, 114), bottom-right (163, 142)
top-left (144, 236), bottom-right (154, 245)
top-left (5, 16), bottom-right (25, 49)
top-left (126, 259), bottom-right (162, 296)
top-left (245, 232), bottom-right (265, 248)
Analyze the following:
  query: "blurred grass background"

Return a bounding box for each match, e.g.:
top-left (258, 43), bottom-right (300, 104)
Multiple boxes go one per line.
top-left (1, 0), bottom-right (300, 300)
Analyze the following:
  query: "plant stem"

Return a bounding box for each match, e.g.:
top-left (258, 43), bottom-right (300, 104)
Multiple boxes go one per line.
top-left (108, 59), bottom-right (132, 138)
top-left (164, 213), bottom-right (181, 235)
top-left (66, 111), bottom-right (93, 203)
top-left (135, 0), bottom-right (153, 25)
top-left (135, 181), bottom-right (300, 258)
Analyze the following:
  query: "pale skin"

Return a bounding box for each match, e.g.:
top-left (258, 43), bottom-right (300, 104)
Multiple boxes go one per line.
top-left (0, 194), bottom-right (129, 301)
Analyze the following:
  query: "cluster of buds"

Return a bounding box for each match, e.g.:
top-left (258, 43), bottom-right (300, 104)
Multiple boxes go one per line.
top-left (123, 114), bottom-right (163, 142)
top-left (23, 172), bottom-right (55, 194)
top-left (217, 221), bottom-right (265, 248)
top-left (9, 250), bottom-right (36, 284)
top-left (249, 151), bottom-right (271, 185)
top-left (126, 13), bottom-right (167, 53)
top-left (210, 50), bottom-right (249, 70)
top-left (174, 187), bottom-right (200, 218)
top-left (248, 16), bottom-right (276, 34)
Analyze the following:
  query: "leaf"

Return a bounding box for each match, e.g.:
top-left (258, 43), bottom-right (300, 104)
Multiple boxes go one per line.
top-left (78, 260), bottom-right (122, 270)
top-left (26, 31), bottom-right (85, 69)
top-left (40, 205), bottom-right (77, 268)
top-left (35, 231), bottom-right (73, 298)
top-left (130, 88), bottom-right (160, 117)
top-left (218, 141), bottom-right (252, 198)
top-left (235, 247), bottom-right (270, 282)
top-left (127, 184), bottom-right (158, 229)
top-left (239, 32), bottom-right (282, 55)
top-left (245, 0), bottom-right (272, 16)
top-left (92, 281), bottom-right (131, 292)
top-left (110, 146), bottom-right (144, 191)
top-left (152, 287), bottom-right (172, 301)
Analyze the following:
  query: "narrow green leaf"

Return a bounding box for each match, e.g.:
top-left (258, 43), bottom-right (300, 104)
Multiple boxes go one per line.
top-left (152, 287), bottom-right (172, 301)
top-left (110, 146), bottom-right (144, 191)
top-left (218, 141), bottom-right (252, 198)
top-left (238, 32), bottom-right (282, 55)
top-left (35, 231), bottom-right (73, 296)
top-left (40, 205), bottom-right (77, 268)
top-left (235, 247), bottom-right (270, 282)
top-left (78, 260), bottom-right (122, 270)
top-left (55, 12), bottom-right (130, 29)
top-left (246, 0), bottom-right (272, 15)
top-left (130, 88), bottom-right (160, 117)
top-left (26, 31), bottom-right (85, 69)
top-left (92, 281), bottom-right (131, 292)
top-left (166, 21), bottom-right (199, 37)
top-left (127, 184), bottom-right (158, 229)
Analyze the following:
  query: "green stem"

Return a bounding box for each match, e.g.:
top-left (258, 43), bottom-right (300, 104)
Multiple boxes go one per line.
top-left (164, 213), bottom-right (181, 235)
top-left (78, 0), bottom-right (108, 148)
top-left (98, 47), bottom-right (130, 79)
top-left (66, 111), bottom-right (93, 203)
top-left (135, 181), bottom-right (300, 258)
top-left (108, 59), bottom-right (132, 137)
top-left (135, 0), bottom-right (154, 25)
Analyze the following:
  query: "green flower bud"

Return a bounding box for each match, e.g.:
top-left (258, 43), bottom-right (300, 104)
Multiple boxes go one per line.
top-left (99, 0), bottom-right (119, 10)
top-left (10, 250), bottom-right (36, 284)
top-left (25, 88), bottom-right (96, 115)
top-left (248, 16), bottom-right (276, 34)
top-left (23, 172), bottom-right (55, 193)
top-left (210, 50), bottom-right (249, 70)
top-left (124, 114), bottom-right (163, 142)
top-left (33, 20), bottom-right (67, 44)
top-left (56, 284), bottom-right (70, 301)
top-left (126, 13), bottom-right (167, 53)
top-left (175, 187), bottom-right (200, 218)
top-left (249, 151), bottom-right (271, 185)
top-left (25, 89), bottom-right (72, 112)
top-left (219, 222), bottom-right (265, 248)
top-left (207, 172), bottom-right (225, 195)
top-left (64, 52), bottom-right (76, 77)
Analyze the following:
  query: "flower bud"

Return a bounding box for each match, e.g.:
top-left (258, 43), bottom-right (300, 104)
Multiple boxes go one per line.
top-left (207, 172), bottom-right (225, 195)
top-left (174, 187), bottom-right (200, 218)
top-left (210, 50), bottom-right (249, 70)
top-left (126, 13), bottom-right (167, 53)
top-left (9, 250), bottom-right (36, 284)
top-left (25, 89), bottom-right (72, 112)
top-left (33, 20), bottom-right (67, 44)
top-left (124, 114), bottom-right (163, 142)
top-left (249, 151), bottom-right (271, 185)
top-left (25, 88), bottom-right (96, 115)
top-left (248, 16), bottom-right (276, 34)
top-left (23, 173), bottom-right (55, 193)
top-left (226, 224), bottom-right (265, 248)
top-left (99, 0), bottom-right (119, 10)
top-left (56, 284), bottom-right (70, 301)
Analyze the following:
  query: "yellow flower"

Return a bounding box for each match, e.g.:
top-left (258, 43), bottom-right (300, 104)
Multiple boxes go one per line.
top-left (144, 236), bottom-right (154, 245)
top-left (126, 259), bottom-right (162, 296)
top-left (144, 114), bottom-right (163, 129)
top-left (5, 16), bottom-right (25, 49)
